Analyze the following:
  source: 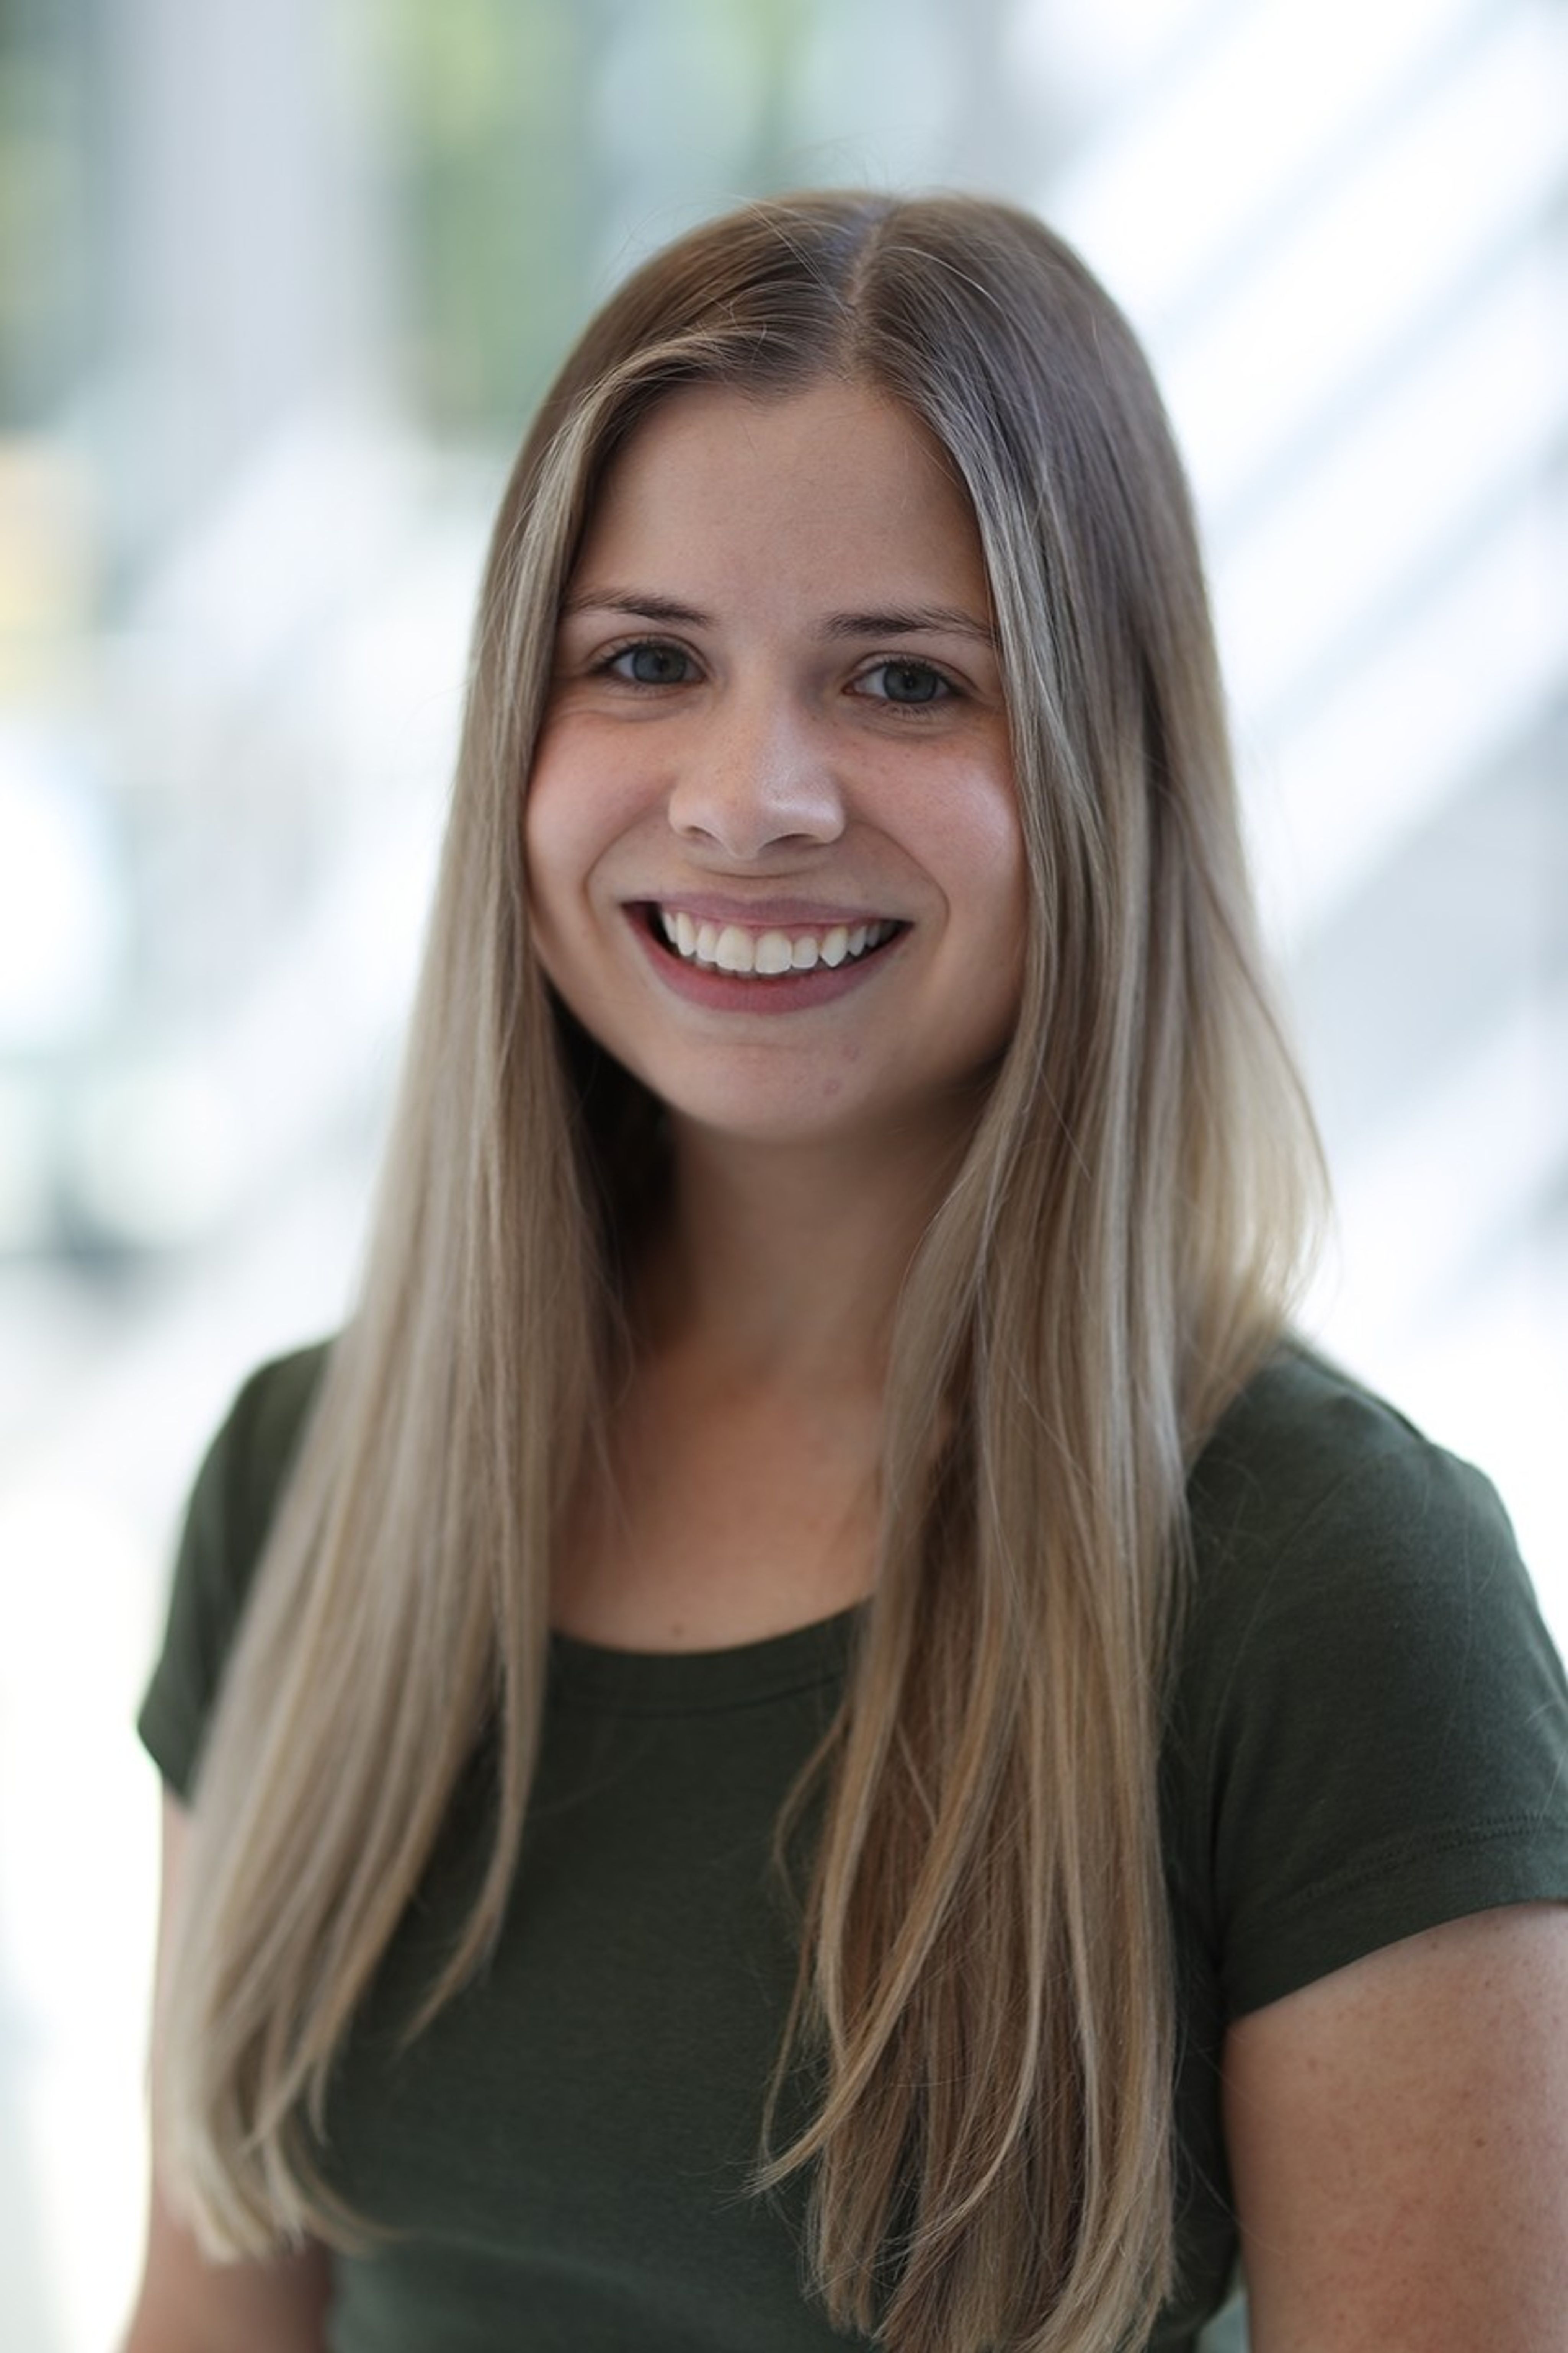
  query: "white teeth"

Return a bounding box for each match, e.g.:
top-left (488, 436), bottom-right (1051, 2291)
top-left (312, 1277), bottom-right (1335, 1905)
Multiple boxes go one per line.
top-left (655, 910), bottom-right (897, 976)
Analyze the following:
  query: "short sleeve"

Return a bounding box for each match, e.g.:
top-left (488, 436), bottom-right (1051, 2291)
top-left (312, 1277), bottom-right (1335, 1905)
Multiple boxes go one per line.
top-left (1172, 1349), bottom-right (1568, 2020)
top-left (137, 1343), bottom-right (330, 1799)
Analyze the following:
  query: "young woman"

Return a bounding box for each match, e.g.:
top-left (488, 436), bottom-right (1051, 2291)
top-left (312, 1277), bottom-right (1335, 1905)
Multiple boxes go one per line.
top-left (126, 192), bottom-right (1568, 2353)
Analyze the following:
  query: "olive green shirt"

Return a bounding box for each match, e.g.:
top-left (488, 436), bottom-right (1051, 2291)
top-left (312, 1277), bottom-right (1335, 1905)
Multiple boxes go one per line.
top-left (139, 1342), bottom-right (1568, 2350)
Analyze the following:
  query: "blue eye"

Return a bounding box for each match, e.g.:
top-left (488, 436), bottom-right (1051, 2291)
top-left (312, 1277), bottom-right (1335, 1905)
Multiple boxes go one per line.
top-left (609, 642), bottom-right (694, 686)
top-left (862, 660), bottom-right (949, 706)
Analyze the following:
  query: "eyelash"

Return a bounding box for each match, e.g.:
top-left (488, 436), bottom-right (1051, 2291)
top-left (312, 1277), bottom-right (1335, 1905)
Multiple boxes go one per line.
top-left (593, 639), bottom-right (960, 713)
top-left (853, 657), bottom-right (957, 711)
top-left (597, 639), bottom-right (698, 688)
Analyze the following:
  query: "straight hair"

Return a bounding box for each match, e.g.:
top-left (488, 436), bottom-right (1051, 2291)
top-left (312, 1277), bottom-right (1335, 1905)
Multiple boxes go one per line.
top-left (159, 191), bottom-right (1324, 2352)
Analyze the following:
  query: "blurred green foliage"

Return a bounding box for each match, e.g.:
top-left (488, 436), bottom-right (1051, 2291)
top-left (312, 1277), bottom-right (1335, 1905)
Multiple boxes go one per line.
top-left (376, 0), bottom-right (819, 441)
top-left (376, 0), bottom-right (604, 438)
top-left (0, 0), bottom-right (832, 443)
top-left (0, 0), bottom-right (91, 430)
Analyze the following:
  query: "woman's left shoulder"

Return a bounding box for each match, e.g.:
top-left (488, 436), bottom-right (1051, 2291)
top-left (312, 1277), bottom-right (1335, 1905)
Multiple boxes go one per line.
top-left (1186, 1340), bottom-right (1526, 1595)
top-left (1168, 1340), bottom-right (1568, 2018)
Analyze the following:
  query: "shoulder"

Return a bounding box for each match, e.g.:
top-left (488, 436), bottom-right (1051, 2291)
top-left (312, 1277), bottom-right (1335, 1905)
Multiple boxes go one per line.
top-left (1168, 1341), bottom-right (1568, 2015)
top-left (1183, 1340), bottom-right (1539, 1677)
top-left (180, 1340), bottom-right (334, 1621)
top-left (138, 1341), bottom-right (334, 1797)
top-left (204, 1340), bottom-right (334, 1539)
top-left (1187, 1338), bottom-right (1516, 1570)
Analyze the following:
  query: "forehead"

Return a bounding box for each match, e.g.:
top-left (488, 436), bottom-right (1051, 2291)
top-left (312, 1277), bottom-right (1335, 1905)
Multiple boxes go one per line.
top-left (569, 378), bottom-right (990, 611)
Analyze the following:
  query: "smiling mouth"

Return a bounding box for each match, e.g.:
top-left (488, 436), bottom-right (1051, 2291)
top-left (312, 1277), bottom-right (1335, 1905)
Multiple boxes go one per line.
top-left (642, 906), bottom-right (906, 977)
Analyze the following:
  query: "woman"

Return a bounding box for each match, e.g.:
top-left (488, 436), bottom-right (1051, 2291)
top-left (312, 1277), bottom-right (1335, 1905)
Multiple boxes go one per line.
top-left (126, 193), bottom-right (1568, 2353)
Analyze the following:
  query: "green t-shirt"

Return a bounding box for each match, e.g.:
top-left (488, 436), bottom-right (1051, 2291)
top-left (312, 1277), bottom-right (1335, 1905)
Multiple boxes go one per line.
top-left (139, 1342), bottom-right (1568, 2351)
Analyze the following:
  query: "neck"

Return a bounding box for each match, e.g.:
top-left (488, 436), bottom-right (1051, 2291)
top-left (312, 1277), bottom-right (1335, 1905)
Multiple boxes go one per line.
top-left (639, 1114), bottom-right (973, 1400)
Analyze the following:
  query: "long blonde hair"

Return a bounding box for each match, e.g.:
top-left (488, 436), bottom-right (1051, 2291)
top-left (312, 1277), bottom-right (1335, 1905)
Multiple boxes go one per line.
top-left (160, 192), bottom-right (1323, 2351)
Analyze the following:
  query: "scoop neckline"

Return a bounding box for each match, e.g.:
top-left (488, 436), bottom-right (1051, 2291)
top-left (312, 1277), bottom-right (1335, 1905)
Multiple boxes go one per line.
top-left (547, 1604), bottom-right (862, 1712)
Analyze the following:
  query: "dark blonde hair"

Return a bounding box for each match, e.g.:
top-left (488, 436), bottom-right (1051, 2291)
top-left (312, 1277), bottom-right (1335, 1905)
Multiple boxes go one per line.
top-left (161, 193), bottom-right (1323, 2353)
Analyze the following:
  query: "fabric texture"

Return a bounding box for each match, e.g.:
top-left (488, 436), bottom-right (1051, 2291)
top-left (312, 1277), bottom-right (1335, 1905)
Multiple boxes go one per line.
top-left (138, 1341), bottom-right (1568, 2351)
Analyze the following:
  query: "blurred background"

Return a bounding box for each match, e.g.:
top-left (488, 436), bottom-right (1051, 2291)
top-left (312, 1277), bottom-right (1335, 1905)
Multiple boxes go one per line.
top-left (1, 0), bottom-right (1563, 2342)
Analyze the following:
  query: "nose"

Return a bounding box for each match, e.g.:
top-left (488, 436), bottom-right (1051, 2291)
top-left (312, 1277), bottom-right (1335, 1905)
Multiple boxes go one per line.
top-left (666, 687), bottom-right (845, 860)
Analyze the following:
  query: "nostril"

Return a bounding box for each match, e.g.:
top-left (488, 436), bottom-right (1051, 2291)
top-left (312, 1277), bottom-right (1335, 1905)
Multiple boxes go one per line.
top-left (666, 772), bottom-right (846, 855)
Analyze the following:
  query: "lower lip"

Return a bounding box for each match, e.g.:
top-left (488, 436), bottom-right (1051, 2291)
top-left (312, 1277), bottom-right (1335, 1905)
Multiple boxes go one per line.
top-left (627, 913), bottom-right (906, 1014)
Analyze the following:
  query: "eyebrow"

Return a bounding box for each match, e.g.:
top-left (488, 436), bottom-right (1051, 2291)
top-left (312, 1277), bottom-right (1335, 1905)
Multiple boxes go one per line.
top-left (559, 588), bottom-right (996, 647)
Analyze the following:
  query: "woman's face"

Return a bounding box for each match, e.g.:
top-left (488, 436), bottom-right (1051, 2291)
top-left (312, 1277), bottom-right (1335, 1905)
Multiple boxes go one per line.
top-left (525, 377), bottom-right (1027, 1160)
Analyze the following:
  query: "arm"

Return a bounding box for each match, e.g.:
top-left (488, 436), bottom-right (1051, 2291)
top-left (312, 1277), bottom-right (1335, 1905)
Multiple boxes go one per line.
top-left (1223, 1902), bottom-right (1568, 2353)
top-left (121, 1791), bottom-right (333, 2353)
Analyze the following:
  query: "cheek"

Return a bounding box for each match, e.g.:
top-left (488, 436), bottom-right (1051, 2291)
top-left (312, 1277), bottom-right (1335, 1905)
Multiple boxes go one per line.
top-left (523, 722), bottom-right (657, 898)
top-left (522, 747), bottom-right (601, 926)
top-left (521, 770), bottom-right (559, 896)
top-left (521, 776), bottom-right (591, 1012)
top-left (920, 770), bottom-right (1027, 920)
top-left (937, 780), bottom-right (1029, 1027)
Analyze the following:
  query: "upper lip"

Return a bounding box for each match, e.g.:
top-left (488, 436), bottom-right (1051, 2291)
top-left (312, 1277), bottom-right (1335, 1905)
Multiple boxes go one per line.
top-left (629, 894), bottom-right (904, 928)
